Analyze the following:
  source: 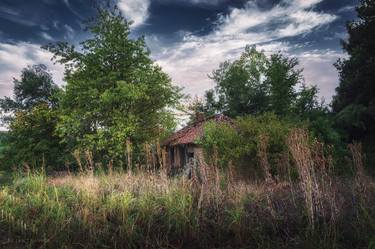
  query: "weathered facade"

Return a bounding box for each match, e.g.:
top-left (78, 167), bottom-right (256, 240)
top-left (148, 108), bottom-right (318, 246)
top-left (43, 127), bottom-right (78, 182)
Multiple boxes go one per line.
top-left (162, 114), bottom-right (232, 173)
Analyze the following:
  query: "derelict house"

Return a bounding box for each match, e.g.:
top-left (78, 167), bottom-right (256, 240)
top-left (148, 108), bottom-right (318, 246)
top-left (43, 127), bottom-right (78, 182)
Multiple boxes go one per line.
top-left (162, 114), bottom-right (232, 174)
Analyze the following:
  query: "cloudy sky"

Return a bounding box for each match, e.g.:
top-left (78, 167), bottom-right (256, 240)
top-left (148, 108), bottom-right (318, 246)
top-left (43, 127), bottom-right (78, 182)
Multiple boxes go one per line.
top-left (0, 0), bottom-right (358, 103)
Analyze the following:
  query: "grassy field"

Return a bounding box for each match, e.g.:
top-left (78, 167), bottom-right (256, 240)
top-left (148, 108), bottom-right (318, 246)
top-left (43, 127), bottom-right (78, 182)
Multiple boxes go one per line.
top-left (0, 131), bottom-right (375, 248)
top-left (0, 168), bottom-right (374, 249)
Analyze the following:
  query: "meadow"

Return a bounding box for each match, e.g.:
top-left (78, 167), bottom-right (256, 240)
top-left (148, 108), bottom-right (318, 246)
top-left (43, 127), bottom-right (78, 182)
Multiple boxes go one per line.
top-left (0, 130), bottom-right (374, 249)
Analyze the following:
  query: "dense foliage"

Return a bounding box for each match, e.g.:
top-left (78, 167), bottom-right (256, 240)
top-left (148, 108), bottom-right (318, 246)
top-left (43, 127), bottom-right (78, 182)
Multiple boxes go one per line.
top-left (0, 65), bottom-right (63, 170)
top-left (207, 46), bottom-right (319, 118)
top-left (0, 64), bottom-right (59, 117)
top-left (200, 113), bottom-right (295, 178)
top-left (209, 46), bottom-right (270, 116)
top-left (332, 0), bottom-right (375, 171)
top-left (0, 8), bottom-right (181, 170)
top-left (332, 0), bottom-right (375, 141)
top-left (43, 9), bottom-right (181, 166)
top-left (191, 46), bottom-right (340, 152)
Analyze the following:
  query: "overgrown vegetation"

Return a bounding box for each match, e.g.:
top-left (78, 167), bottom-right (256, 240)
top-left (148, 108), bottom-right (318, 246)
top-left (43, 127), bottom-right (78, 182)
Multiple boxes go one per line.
top-left (199, 113), bottom-right (294, 177)
top-left (189, 45), bottom-right (340, 151)
top-left (0, 0), bottom-right (374, 248)
top-left (0, 130), bottom-right (374, 248)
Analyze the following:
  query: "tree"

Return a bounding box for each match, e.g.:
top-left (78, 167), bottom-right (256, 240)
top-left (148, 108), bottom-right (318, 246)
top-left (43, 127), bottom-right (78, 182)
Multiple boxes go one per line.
top-left (207, 46), bottom-right (310, 118)
top-left (0, 65), bottom-right (64, 170)
top-left (185, 91), bottom-right (218, 124)
top-left (266, 53), bottom-right (302, 116)
top-left (44, 8), bottom-right (181, 165)
top-left (294, 84), bottom-right (321, 116)
top-left (0, 64), bottom-right (59, 123)
top-left (205, 46), bottom-right (342, 148)
top-left (3, 104), bottom-right (65, 170)
top-left (209, 46), bottom-right (270, 117)
top-left (332, 0), bottom-right (375, 141)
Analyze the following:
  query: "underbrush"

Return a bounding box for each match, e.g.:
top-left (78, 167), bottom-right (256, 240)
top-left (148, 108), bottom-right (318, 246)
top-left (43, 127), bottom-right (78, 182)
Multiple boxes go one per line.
top-left (0, 129), bottom-right (375, 248)
top-left (0, 170), bottom-right (374, 249)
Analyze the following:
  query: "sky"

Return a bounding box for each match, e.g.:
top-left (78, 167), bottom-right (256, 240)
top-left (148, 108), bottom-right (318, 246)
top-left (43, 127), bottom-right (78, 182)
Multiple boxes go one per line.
top-left (0, 0), bottom-right (358, 104)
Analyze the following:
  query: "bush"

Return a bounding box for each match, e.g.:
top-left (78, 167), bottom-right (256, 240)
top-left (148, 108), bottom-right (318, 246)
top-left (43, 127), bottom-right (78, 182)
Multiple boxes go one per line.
top-left (200, 113), bottom-right (294, 179)
top-left (199, 120), bottom-right (243, 167)
top-left (2, 104), bottom-right (68, 171)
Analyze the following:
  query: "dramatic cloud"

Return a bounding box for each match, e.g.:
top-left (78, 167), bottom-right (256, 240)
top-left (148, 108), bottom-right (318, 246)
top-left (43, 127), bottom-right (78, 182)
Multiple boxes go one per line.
top-left (118, 0), bottom-right (150, 27)
top-left (0, 42), bottom-right (65, 98)
top-left (151, 0), bottom-right (339, 99)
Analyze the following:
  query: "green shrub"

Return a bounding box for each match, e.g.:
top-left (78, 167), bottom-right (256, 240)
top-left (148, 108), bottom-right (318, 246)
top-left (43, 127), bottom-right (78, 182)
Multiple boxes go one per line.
top-left (200, 113), bottom-right (294, 178)
top-left (199, 120), bottom-right (243, 167)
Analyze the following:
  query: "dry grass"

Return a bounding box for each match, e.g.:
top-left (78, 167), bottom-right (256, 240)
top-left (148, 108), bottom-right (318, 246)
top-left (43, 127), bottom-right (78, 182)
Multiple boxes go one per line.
top-left (0, 129), bottom-right (375, 248)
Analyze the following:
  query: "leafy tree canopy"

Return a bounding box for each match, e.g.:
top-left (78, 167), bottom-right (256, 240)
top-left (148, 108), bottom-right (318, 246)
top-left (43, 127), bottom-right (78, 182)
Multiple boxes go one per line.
top-left (196, 46), bottom-right (342, 147)
top-left (0, 64), bottom-right (59, 124)
top-left (205, 46), bottom-right (321, 118)
top-left (4, 103), bottom-right (65, 170)
top-left (44, 8), bottom-right (182, 163)
top-left (209, 46), bottom-right (270, 117)
top-left (332, 0), bottom-right (375, 141)
top-left (0, 65), bottom-right (63, 170)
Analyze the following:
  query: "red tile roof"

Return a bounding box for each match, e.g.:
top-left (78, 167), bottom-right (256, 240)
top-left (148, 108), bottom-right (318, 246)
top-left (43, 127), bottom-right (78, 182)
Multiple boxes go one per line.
top-left (162, 114), bottom-right (232, 146)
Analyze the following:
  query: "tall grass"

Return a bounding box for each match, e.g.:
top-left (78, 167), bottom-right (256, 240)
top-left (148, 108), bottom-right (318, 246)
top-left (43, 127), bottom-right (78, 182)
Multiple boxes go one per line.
top-left (0, 129), bottom-right (374, 249)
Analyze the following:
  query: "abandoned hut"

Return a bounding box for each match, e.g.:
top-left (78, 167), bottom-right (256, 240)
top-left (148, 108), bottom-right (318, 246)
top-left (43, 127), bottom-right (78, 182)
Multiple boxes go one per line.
top-left (162, 114), bottom-right (232, 173)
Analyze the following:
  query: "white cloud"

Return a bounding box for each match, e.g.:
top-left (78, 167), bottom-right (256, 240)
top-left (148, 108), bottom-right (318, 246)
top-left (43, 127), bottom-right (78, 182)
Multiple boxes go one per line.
top-left (159, 0), bottom-right (226, 6)
top-left (292, 0), bottom-right (322, 8)
top-left (215, 0), bottom-right (336, 39)
top-left (150, 0), bottom-right (339, 100)
top-left (63, 24), bottom-right (75, 40)
top-left (0, 6), bottom-right (19, 16)
top-left (278, 10), bottom-right (336, 37)
top-left (63, 0), bottom-right (84, 19)
top-left (0, 42), bottom-right (65, 98)
top-left (0, 6), bottom-right (37, 27)
top-left (337, 5), bottom-right (356, 13)
top-left (188, 0), bottom-right (225, 4)
top-left (118, 0), bottom-right (150, 27)
top-left (53, 21), bottom-right (59, 29)
top-left (40, 32), bottom-right (54, 41)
